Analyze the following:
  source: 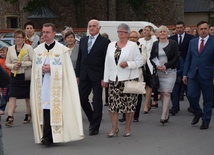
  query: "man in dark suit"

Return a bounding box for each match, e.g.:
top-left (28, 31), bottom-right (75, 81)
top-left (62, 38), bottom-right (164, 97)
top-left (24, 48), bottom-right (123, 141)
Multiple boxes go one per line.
top-left (169, 21), bottom-right (194, 114)
top-left (76, 19), bottom-right (110, 136)
top-left (183, 21), bottom-right (214, 130)
top-left (209, 25), bottom-right (214, 108)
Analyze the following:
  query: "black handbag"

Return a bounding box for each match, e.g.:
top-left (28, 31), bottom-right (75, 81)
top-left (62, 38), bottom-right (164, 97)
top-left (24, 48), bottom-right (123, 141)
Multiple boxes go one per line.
top-left (151, 67), bottom-right (159, 90)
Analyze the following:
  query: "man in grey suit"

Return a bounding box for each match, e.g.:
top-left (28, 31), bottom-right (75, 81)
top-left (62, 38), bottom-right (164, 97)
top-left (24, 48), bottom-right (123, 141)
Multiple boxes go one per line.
top-left (183, 21), bottom-right (214, 130)
top-left (76, 19), bottom-right (110, 136)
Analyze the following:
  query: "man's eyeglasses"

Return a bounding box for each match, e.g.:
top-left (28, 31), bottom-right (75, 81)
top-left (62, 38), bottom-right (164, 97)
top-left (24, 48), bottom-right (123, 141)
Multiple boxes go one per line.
top-left (117, 31), bottom-right (128, 34)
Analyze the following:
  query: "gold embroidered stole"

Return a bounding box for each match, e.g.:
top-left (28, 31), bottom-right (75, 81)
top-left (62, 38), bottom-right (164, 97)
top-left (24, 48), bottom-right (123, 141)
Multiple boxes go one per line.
top-left (35, 49), bottom-right (63, 142)
top-left (49, 51), bottom-right (63, 141)
top-left (35, 52), bottom-right (45, 125)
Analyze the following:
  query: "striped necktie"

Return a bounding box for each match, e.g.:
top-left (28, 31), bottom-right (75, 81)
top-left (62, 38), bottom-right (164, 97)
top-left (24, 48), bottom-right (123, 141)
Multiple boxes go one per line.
top-left (88, 36), bottom-right (94, 53)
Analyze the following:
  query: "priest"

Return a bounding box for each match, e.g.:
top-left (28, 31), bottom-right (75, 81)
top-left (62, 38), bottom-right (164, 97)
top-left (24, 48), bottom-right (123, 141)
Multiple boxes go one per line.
top-left (31, 23), bottom-right (84, 146)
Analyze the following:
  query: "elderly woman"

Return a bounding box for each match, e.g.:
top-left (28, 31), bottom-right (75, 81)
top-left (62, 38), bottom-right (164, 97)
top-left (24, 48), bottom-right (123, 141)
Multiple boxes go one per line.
top-left (103, 23), bottom-right (143, 137)
top-left (64, 30), bottom-right (79, 70)
top-left (5, 29), bottom-right (34, 127)
top-left (150, 25), bottom-right (179, 124)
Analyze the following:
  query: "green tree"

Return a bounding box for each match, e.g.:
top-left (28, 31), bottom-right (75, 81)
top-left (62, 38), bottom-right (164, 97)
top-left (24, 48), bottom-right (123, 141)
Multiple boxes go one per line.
top-left (126, 0), bottom-right (151, 20)
top-left (4, 0), bottom-right (17, 4)
top-left (5, 0), bottom-right (50, 12)
top-left (74, 0), bottom-right (86, 27)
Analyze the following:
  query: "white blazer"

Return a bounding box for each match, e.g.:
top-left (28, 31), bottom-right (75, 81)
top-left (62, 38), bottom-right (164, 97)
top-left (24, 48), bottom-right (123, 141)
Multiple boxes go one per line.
top-left (6, 44), bottom-right (34, 74)
top-left (104, 41), bottom-right (143, 82)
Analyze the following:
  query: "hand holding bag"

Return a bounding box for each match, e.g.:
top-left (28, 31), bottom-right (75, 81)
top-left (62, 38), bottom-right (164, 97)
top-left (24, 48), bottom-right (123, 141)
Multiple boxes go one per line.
top-left (123, 69), bottom-right (146, 94)
top-left (151, 67), bottom-right (159, 90)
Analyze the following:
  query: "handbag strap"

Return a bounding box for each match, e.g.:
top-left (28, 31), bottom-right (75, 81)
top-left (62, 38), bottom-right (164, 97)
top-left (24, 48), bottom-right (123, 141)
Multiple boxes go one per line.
top-left (128, 61), bottom-right (141, 80)
top-left (128, 69), bottom-right (132, 80)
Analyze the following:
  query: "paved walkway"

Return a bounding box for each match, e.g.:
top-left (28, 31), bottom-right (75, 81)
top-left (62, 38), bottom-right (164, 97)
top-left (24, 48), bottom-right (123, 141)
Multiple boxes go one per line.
top-left (1, 97), bottom-right (214, 155)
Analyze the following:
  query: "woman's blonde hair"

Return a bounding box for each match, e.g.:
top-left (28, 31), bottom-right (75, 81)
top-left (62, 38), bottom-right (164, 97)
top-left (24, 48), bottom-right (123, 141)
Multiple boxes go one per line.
top-left (156, 25), bottom-right (169, 34)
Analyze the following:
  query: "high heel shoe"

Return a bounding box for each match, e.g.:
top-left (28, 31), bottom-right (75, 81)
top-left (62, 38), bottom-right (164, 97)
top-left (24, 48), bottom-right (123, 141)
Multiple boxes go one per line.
top-left (107, 129), bottom-right (119, 138)
top-left (5, 116), bottom-right (14, 127)
top-left (165, 116), bottom-right (170, 123)
top-left (23, 114), bottom-right (31, 124)
top-left (160, 116), bottom-right (170, 125)
top-left (143, 107), bottom-right (151, 114)
top-left (151, 102), bottom-right (158, 108)
top-left (160, 119), bottom-right (165, 125)
top-left (123, 132), bottom-right (131, 137)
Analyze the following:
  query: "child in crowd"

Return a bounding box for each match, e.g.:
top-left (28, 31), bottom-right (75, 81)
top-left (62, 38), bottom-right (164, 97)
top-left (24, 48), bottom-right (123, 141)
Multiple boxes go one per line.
top-left (0, 46), bottom-right (10, 115)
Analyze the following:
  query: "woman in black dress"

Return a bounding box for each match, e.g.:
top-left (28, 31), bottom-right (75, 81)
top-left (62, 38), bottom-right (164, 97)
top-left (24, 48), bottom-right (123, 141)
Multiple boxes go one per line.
top-left (5, 29), bottom-right (34, 127)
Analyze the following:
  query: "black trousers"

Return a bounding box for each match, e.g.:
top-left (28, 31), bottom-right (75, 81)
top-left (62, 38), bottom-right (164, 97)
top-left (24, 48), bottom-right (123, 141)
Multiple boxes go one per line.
top-left (213, 86), bottom-right (214, 107)
top-left (153, 88), bottom-right (159, 101)
top-left (42, 109), bottom-right (53, 142)
top-left (134, 94), bottom-right (142, 119)
top-left (79, 76), bottom-right (103, 131)
top-left (105, 87), bottom-right (108, 104)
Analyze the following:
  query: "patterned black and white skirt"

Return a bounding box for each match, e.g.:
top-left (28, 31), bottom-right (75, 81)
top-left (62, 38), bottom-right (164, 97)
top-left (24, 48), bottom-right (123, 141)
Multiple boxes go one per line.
top-left (108, 79), bottom-right (138, 113)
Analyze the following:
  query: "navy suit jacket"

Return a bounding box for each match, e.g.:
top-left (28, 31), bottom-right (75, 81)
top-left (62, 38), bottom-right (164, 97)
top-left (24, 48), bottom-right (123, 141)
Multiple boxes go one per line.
top-left (76, 34), bottom-right (110, 81)
top-left (183, 36), bottom-right (214, 79)
top-left (169, 33), bottom-right (194, 59)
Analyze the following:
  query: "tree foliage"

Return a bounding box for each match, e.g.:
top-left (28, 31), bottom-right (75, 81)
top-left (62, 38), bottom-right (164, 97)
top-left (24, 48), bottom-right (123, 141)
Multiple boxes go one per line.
top-left (5, 0), bottom-right (50, 12)
top-left (22, 0), bottom-right (50, 12)
top-left (126, 0), bottom-right (143, 10)
top-left (126, 0), bottom-right (151, 20)
top-left (4, 0), bottom-right (18, 4)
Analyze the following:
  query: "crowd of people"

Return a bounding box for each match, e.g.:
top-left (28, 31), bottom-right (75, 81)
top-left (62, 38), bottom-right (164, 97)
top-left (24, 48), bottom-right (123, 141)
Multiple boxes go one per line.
top-left (0, 19), bottom-right (213, 152)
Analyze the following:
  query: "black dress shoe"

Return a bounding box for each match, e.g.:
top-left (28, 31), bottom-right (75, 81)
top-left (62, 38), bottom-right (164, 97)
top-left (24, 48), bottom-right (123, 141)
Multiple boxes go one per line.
top-left (200, 121), bottom-right (209, 130)
top-left (169, 108), bottom-right (178, 116)
top-left (104, 103), bottom-right (109, 106)
top-left (191, 115), bottom-right (201, 125)
top-left (119, 117), bottom-right (126, 122)
top-left (179, 96), bottom-right (184, 101)
top-left (89, 123), bottom-right (93, 132)
top-left (187, 107), bottom-right (194, 113)
top-left (89, 130), bottom-right (99, 136)
top-left (133, 118), bottom-right (139, 122)
top-left (41, 138), bottom-right (53, 146)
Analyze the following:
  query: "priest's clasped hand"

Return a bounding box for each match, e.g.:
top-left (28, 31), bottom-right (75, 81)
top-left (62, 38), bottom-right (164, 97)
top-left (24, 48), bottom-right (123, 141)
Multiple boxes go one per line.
top-left (42, 64), bottom-right (51, 73)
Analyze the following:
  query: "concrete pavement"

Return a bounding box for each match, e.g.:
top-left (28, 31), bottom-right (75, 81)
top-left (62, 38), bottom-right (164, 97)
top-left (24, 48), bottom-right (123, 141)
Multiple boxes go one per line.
top-left (1, 97), bottom-right (214, 155)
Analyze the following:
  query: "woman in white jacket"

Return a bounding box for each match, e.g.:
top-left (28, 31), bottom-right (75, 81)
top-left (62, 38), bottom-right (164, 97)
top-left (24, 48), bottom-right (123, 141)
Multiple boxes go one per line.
top-left (102, 23), bottom-right (143, 137)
